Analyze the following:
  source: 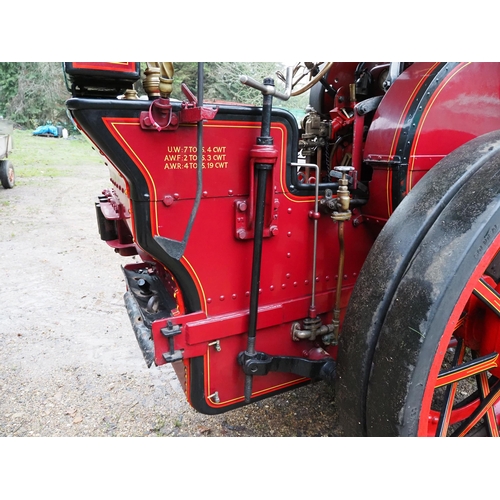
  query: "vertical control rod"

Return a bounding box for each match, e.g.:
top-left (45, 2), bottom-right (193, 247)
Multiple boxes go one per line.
top-left (193, 63), bottom-right (204, 230)
top-left (243, 78), bottom-right (276, 403)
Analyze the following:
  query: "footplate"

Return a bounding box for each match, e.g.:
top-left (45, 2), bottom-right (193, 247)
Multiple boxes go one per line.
top-left (124, 290), bottom-right (155, 367)
top-left (122, 264), bottom-right (178, 325)
top-left (122, 264), bottom-right (178, 366)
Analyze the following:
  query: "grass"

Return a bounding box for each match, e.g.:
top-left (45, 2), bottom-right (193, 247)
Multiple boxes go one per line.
top-left (7, 129), bottom-right (103, 179)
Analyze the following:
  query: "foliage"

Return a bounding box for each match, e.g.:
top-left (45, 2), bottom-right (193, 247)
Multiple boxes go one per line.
top-left (167, 62), bottom-right (282, 105)
top-left (0, 62), bottom-right (70, 129)
top-left (0, 63), bottom-right (20, 118)
top-left (0, 62), bottom-right (311, 131)
top-left (142, 62), bottom-right (310, 110)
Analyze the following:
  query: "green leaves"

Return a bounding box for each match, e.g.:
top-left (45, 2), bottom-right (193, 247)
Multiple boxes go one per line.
top-left (0, 62), bottom-right (69, 129)
top-left (0, 62), bottom-right (21, 117)
top-left (167, 62), bottom-right (304, 108)
top-left (0, 62), bottom-right (310, 130)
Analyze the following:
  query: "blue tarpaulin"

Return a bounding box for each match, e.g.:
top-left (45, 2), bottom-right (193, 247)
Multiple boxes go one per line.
top-left (33, 124), bottom-right (59, 137)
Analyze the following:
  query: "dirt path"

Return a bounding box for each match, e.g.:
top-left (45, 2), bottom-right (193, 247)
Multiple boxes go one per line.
top-left (0, 155), bottom-right (340, 437)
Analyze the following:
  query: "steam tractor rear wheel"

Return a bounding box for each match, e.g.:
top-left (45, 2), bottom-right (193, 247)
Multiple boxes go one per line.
top-left (0, 159), bottom-right (15, 189)
top-left (336, 130), bottom-right (500, 436)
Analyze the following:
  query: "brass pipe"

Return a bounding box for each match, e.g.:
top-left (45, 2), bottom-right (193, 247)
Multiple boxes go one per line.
top-left (330, 166), bottom-right (353, 344)
top-left (332, 220), bottom-right (345, 343)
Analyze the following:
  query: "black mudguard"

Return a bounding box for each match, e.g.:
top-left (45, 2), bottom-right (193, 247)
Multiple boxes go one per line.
top-left (336, 130), bottom-right (500, 436)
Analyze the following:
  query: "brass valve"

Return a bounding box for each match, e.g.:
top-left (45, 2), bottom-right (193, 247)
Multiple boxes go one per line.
top-left (332, 166), bottom-right (354, 222)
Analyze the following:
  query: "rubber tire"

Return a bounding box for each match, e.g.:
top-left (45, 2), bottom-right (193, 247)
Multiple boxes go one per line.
top-left (0, 159), bottom-right (15, 189)
top-left (366, 143), bottom-right (500, 436)
top-left (336, 130), bottom-right (500, 436)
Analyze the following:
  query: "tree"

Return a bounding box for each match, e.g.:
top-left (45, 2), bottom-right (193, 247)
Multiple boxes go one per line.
top-left (153, 62), bottom-right (310, 110)
top-left (0, 63), bottom-right (21, 118)
top-left (0, 62), bottom-right (69, 128)
top-left (204, 62), bottom-right (282, 105)
top-left (0, 62), bottom-right (311, 129)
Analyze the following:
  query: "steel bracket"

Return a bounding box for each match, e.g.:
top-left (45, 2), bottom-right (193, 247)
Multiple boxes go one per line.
top-left (161, 320), bottom-right (183, 363)
top-left (237, 350), bottom-right (336, 381)
top-left (140, 83), bottom-right (218, 132)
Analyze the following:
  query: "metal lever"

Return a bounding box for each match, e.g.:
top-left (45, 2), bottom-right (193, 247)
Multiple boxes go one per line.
top-left (239, 78), bottom-right (279, 403)
top-left (240, 67), bottom-right (292, 101)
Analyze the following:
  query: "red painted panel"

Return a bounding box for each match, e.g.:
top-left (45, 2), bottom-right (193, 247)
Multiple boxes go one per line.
top-left (363, 62), bottom-right (500, 220)
top-left (71, 62), bottom-right (138, 73)
top-left (408, 62), bottom-right (500, 190)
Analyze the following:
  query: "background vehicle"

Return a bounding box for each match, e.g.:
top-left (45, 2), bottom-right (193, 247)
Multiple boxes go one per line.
top-left (66, 62), bottom-right (500, 436)
top-left (0, 118), bottom-right (15, 189)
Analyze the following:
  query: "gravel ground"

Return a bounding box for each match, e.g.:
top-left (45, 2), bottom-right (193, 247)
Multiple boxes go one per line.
top-left (0, 149), bottom-right (341, 437)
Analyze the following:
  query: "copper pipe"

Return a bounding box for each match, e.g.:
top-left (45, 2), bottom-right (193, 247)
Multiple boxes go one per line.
top-left (333, 220), bottom-right (345, 343)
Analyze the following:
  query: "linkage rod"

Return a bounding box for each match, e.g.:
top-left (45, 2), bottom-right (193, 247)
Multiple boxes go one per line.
top-left (244, 80), bottom-right (275, 402)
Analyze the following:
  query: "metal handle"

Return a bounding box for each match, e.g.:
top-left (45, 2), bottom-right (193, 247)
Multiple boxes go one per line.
top-left (240, 67), bottom-right (292, 101)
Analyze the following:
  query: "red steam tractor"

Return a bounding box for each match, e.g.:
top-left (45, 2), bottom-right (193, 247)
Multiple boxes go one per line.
top-left (65, 62), bottom-right (500, 436)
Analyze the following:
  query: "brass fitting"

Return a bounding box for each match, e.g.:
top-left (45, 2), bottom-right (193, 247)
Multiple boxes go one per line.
top-left (331, 166), bottom-right (354, 222)
top-left (123, 89), bottom-right (139, 100)
top-left (158, 62), bottom-right (174, 99)
top-left (143, 62), bottom-right (175, 99)
top-left (143, 64), bottom-right (161, 99)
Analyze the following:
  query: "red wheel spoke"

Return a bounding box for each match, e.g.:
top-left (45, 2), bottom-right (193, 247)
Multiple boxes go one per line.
top-left (473, 277), bottom-right (500, 317)
top-left (436, 339), bottom-right (466, 436)
top-left (451, 378), bottom-right (500, 436)
top-left (477, 372), bottom-right (499, 436)
top-left (436, 352), bottom-right (499, 388)
top-left (453, 315), bottom-right (466, 332)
